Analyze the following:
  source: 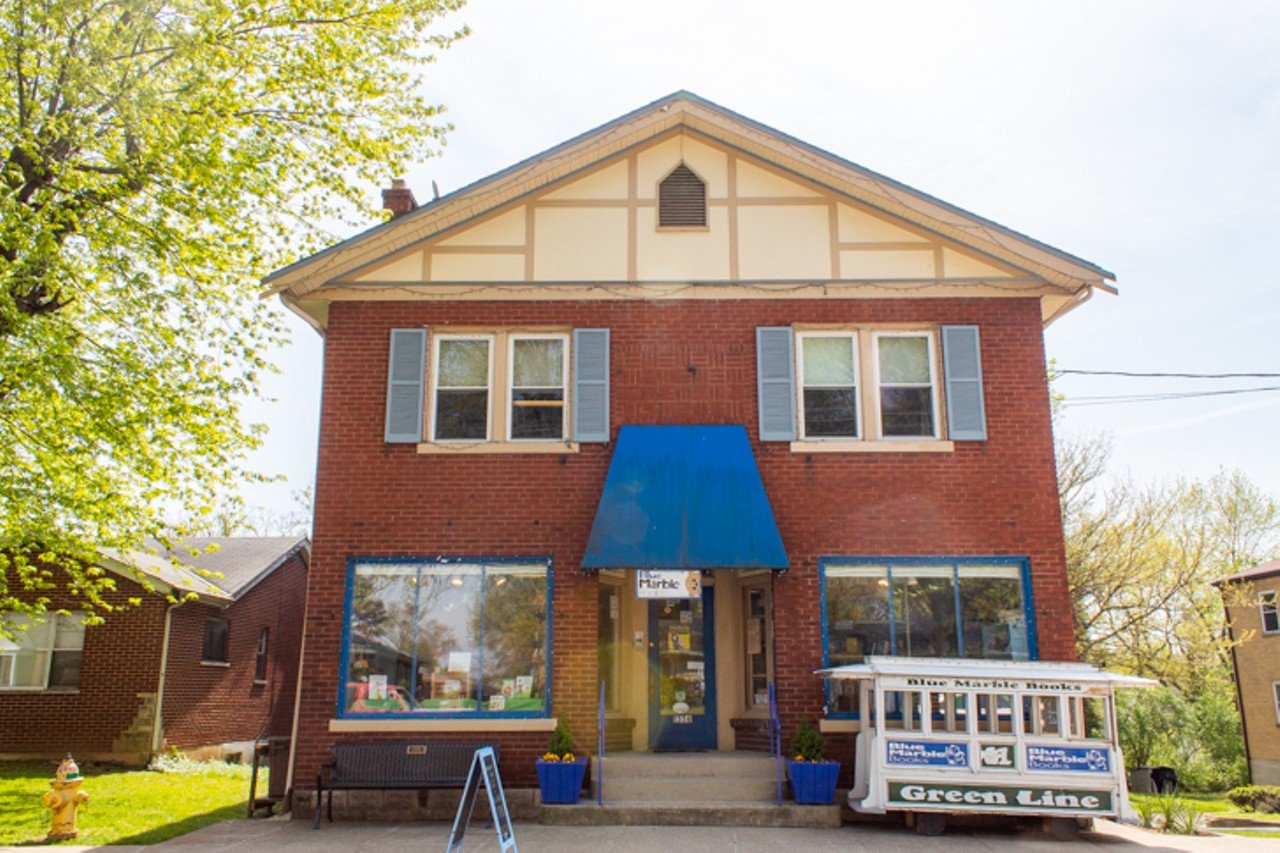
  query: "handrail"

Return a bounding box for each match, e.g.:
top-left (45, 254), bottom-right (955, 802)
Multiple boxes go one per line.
top-left (768, 682), bottom-right (782, 806)
top-left (597, 680), bottom-right (606, 806)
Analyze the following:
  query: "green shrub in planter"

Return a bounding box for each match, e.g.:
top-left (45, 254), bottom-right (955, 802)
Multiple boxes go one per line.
top-left (787, 718), bottom-right (839, 805)
top-left (537, 721), bottom-right (587, 805)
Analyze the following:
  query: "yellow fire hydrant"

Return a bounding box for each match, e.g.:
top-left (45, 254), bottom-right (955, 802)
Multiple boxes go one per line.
top-left (43, 755), bottom-right (88, 841)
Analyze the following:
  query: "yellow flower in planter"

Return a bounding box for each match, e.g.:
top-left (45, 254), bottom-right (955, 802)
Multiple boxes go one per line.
top-left (562, 752), bottom-right (576, 762)
top-left (793, 754), bottom-right (806, 762)
top-left (541, 752), bottom-right (561, 762)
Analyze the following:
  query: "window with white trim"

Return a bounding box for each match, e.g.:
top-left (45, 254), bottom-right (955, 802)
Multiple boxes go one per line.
top-left (0, 612), bottom-right (85, 690)
top-left (874, 332), bottom-right (939, 438)
top-left (795, 329), bottom-right (941, 441)
top-left (1273, 682), bottom-right (1280, 725)
top-left (432, 334), bottom-right (494, 441)
top-left (798, 332), bottom-right (859, 438)
top-left (508, 334), bottom-right (567, 441)
top-left (1261, 590), bottom-right (1279, 634)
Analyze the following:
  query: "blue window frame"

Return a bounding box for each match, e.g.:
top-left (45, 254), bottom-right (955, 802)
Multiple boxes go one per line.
top-left (338, 556), bottom-right (553, 719)
top-left (819, 556), bottom-right (1038, 718)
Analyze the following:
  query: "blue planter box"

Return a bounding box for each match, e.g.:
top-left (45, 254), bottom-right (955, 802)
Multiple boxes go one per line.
top-left (537, 758), bottom-right (588, 804)
top-left (787, 760), bottom-right (840, 804)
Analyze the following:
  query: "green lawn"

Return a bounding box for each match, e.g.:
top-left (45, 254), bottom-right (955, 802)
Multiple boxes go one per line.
top-left (0, 759), bottom-right (262, 846)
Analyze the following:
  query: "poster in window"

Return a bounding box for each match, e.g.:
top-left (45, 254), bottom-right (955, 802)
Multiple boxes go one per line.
top-left (447, 651), bottom-right (472, 673)
top-left (746, 617), bottom-right (762, 655)
top-left (367, 674), bottom-right (388, 701)
top-left (515, 675), bottom-right (533, 698)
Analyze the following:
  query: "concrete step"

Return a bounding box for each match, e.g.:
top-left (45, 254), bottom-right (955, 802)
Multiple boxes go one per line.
top-left (592, 751), bottom-right (778, 779)
top-left (539, 801), bottom-right (841, 828)
top-left (597, 775), bottom-right (779, 802)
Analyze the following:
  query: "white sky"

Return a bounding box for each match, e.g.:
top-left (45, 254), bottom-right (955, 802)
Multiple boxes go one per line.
top-left (244, 0), bottom-right (1280, 514)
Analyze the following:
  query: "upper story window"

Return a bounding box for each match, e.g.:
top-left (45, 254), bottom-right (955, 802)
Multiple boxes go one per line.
top-left (0, 612), bottom-right (85, 690)
top-left (794, 329), bottom-right (940, 441)
top-left (202, 618), bottom-right (229, 664)
top-left (875, 332), bottom-right (938, 439)
top-left (658, 163), bottom-right (707, 228)
top-left (508, 334), bottom-right (567, 440)
top-left (433, 335), bottom-right (493, 441)
top-left (254, 627), bottom-right (269, 682)
top-left (1261, 590), bottom-right (1279, 634)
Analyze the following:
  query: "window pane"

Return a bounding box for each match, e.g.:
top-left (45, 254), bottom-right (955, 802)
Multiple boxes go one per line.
top-left (437, 339), bottom-right (489, 387)
top-left (879, 336), bottom-right (930, 384)
top-left (802, 336), bottom-right (855, 386)
top-left (48, 651), bottom-right (81, 688)
top-left (436, 389), bottom-right (488, 439)
top-left (4, 651), bottom-right (48, 688)
top-left (599, 586), bottom-right (621, 711)
top-left (513, 339), bottom-right (563, 388)
top-left (202, 620), bottom-right (228, 663)
top-left (347, 564), bottom-right (418, 713)
top-left (54, 615), bottom-right (85, 650)
top-left (959, 571), bottom-right (1028, 660)
top-left (745, 588), bottom-right (771, 707)
top-left (880, 387), bottom-right (934, 436)
top-left (413, 566), bottom-right (483, 712)
top-left (893, 568), bottom-right (957, 657)
top-left (511, 390), bottom-right (564, 439)
top-left (803, 388), bottom-right (857, 437)
top-left (825, 569), bottom-right (890, 715)
top-left (481, 567), bottom-right (548, 713)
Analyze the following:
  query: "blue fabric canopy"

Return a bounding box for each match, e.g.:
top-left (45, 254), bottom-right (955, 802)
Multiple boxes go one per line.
top-left (582, 425), bottom-right (789, 570)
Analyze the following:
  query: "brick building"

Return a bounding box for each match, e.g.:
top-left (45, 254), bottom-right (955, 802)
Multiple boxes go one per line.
top-left (0, 537), bottom-right (308, 764)
top-left (265, 93), bottom-right (1112, 810)
top-left (1220, 560), bottom-right (1280, 784)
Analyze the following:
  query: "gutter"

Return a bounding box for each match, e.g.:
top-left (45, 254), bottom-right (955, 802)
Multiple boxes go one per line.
top-left (152, 600), bottom-right (186, 756)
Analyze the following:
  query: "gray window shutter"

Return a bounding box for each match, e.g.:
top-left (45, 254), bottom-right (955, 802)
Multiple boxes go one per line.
top-left (942, 325), bottom-right (987, 441)
top-left (385, 328), bottom-right (427, 443)
top-left (756, 327), bottom-right (796, 441)
top-left (573, 328), bottom-right (610, 442)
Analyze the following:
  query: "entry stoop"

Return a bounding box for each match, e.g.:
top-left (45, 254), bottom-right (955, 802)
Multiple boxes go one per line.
top-left (538, 751), bottom-right (841, 828)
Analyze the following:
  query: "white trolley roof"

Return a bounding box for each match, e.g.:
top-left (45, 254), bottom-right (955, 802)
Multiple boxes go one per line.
top-left (816, 656), bottom-right (1157, 689)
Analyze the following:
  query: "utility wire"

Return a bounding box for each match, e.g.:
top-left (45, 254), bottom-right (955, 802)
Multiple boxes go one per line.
top-left (1063, 385), bottom-right (1280, 407)
top-left (1058, 369), bottom-right (1280, 379)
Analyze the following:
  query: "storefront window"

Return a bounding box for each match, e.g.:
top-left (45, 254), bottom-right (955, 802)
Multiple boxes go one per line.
top-left (822, 558), bottom-right (1032, 717)
top-left (744, 587), bottom-right (772, 708)
top-left (343, 559), bottom-right (549, 716)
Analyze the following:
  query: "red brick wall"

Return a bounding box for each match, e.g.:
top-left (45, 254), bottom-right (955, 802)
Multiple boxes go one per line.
top-left (162, 553), bottom-right (308, 749)
top-left (297, 297), bottom-right (1072, 789)
top-left (0, 573), bottom-right (167, 762)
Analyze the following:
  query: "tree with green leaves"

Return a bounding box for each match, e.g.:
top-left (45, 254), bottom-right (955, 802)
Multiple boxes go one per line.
top-left (0, 0), bottom-right (467, 622)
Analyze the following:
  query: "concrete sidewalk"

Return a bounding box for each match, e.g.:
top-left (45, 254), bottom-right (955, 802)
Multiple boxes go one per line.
top-left (11, 816), bottom-right (1267, 852)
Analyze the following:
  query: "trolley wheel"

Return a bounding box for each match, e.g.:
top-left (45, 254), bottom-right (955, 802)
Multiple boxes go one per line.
top-left (1045, 817), bottom-right (1080, 841)
top-left (915, 812), bottom-right (947, 836)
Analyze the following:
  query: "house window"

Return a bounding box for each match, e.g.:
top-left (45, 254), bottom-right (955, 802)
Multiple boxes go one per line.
top-left (744, 586), bottom-right (773, 708)
top-left (1274, 682), bottom-right (1280, 725)
top-left (794, 328), bottom-right (941, 441)
top-left (875, 332), bottom-right (938, 438)
top-left (658, 163), bottom-right (707, 227)
top-left (798, 333), bottom-right (859, 438)
top-left (202, 619), bottom-right (229, 664)
top-left (343, 559), bottom-right (550, 717)
top-left (432, 335), bottom-right (493, 441)
top-left (1261, 590), bottom-right (1279, 634)
top-left (254, 628), bottom-right (269, 682)
top-left (508, 334), bottom-right (567, 440)
top-left (821, 558), bottom-right (1032, 716)
top-left (0, 612), bottom-right (85, 690)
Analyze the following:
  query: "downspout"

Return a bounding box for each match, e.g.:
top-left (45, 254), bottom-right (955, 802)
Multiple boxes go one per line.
top-left (152, 601), bottom-right (186, 756)
top-left (283, 551), bottom-right (313, 808)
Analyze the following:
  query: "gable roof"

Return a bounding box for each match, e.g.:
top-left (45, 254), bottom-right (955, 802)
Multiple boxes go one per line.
top-left (100, 536), bottom-right (309, 602)
top-left (265, 91), bottom-right (1114, 312)
top-left (1217, 558), bottom-right (1280, 587)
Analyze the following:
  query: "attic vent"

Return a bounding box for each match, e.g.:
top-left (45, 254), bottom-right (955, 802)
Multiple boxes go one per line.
top-left (658, 163), bottom-right (707, 227)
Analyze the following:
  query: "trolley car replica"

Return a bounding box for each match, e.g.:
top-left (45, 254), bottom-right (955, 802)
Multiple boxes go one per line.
top-left (820, 657), bottom-right (1155, 838)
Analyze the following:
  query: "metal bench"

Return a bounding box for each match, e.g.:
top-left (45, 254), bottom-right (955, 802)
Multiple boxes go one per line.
top-left (314, 742), bottom-right (496, 828)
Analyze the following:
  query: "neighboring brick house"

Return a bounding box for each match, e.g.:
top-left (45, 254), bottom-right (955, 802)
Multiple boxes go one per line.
top-left (1219, 560), bottom-right (1280, 784)
top-left (265, 92), bottom-right (1113, 806)
top-left (0, 536), bottom-right (308, 764)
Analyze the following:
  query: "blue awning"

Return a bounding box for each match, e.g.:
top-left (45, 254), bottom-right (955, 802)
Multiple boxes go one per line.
top-left (582, 425), bottom-right (789, 570)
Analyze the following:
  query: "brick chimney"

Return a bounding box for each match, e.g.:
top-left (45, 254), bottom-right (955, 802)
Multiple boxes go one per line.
top-left (381, 178), bottom-right (418, 219)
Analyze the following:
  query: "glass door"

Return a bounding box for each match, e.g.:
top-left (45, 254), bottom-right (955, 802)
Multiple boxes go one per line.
top-left (648, 588), bottom-right (716, 750)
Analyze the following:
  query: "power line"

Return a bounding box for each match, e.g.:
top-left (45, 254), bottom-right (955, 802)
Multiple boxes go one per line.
top-left (1058, 369), bottom-right (1280, 379)
top-left (1063, 385), bottom-right (1280, 407)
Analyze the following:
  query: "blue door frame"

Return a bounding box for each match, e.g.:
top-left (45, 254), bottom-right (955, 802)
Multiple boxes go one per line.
top-left (648, 587), bottom-right (717, 750)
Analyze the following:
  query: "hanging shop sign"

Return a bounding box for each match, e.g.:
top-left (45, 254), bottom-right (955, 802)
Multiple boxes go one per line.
top-left (636, 570), bottom-right (702, 599)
